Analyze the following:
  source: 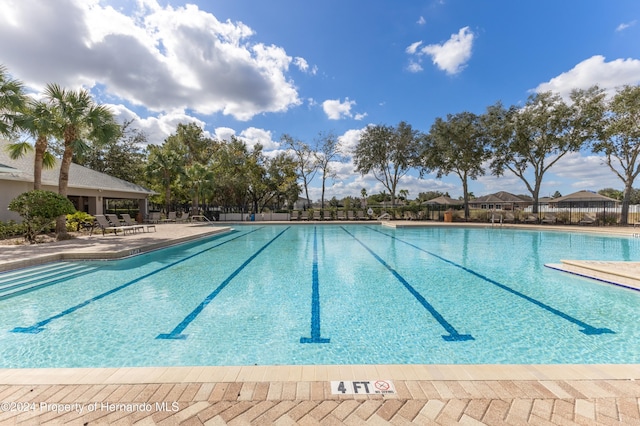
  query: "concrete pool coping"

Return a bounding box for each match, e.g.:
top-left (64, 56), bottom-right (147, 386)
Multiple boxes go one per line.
top-left (1, 221), bottom-right (640, 424)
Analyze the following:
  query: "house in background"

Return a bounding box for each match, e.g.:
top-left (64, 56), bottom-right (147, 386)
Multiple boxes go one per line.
top-left (469, 191), bottom-right (531, 211)
top-left (0, 139), bottom-right (154, 223)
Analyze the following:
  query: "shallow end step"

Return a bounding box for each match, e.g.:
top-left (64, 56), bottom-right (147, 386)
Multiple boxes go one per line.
top-left (545, 261), bottom-right (640, 292)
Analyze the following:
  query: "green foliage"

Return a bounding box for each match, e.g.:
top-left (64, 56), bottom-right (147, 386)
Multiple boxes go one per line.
top-left (66, 211), bottom-right (94, 231)
top-left (353, 121), bottom-right (422, 205)
top-left (0, 220), bottom-right (25, 240)
top-left (8, 190), bottom-right (76, 243)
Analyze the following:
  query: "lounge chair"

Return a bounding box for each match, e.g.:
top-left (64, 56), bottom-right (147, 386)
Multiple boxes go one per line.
top-left (146, 212), bottom-right (161, 223)
top-left (336, 210), bottom-right (346, 220)
top-left (523, 215), bottom-right (538, 224)
top-left (176, 212), bottom-right (190, 223)
top-left (313, 210), bottom-right (321, 220)
top-left (105, 214), bottom-right (123, 226)
top-left (323, 210), bottom-right (332, 220)
top-left (161, 211), bottom-right (177, 222)
top-left (300, 211), bottom-right (309, 221)
top-left (347, 211), bottom-right (355, 220)
top-left (541, 213), bottom-right (556, 224)
top-left (356, 210), bottom-right (365, 220)
top-left (502, 212), bottom-right (516, 223)
top-left (94, 215), bottom-right (131, 235)
top-left (579, 213), bottom-right (597, 226)
top-left (122, 213), bottom-right (151, 232)
top-left (290, 211), bottom-right (300, 221)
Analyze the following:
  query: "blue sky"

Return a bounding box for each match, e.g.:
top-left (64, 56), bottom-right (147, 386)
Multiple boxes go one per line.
top-left (1, 0), bottom-right (639, 201)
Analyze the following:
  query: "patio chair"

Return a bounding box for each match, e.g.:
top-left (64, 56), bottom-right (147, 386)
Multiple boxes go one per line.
top-left (300, 211), bottom-right (309, 221)
top-left (579, 213), bottom-right (597, 226)
top-left (162, 211), bottom-right (177, 222)
top-left (313, 210), bottom-right (321, 220)
top-left (105, 214), bottom-right (123, 226)
top-left (356, 210), bottom-right (365, 220)
top-left (541, 213), bottom-right (556, 224)
top-left (176, 212), bottom-right (190, 223)
top-left (523, 215), bottom-right (538, 224)
top-left (347, 211), bottom-right (355, 220)
top-left (336, 210), bottom-right (346, 220)
top-left (121, 213), bottom-right (150, 232)
top-left (94, 215), bottom-right (128, 236)
top-left (290, 211), bottom-right (300, 221)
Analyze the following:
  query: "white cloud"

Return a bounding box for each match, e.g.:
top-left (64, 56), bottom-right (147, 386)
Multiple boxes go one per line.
top-left (406, 41), bottom-right (423, 54)
top-left (417, 16), bottom-right (426, 25)
top-left (616, 20), bottom-right (636, 32)
top-left (534, 55), bottom-right (640, 99)
top-left (0, 0), bottom-right (302, 121)
top-left (293, 57), bottom-right (317, 75)
top-left (407, 61), bottom-right (424, 73)
top-left (338, 128), bottom-right (365, 154)
top-left (322, 98), bottom-right (359, 120)
top-left (420, 26), bottom-right (474, 75)
top-left (214, 127), bottom-right (236, 142)
top-left (238, 127), bottom-right (280, 150)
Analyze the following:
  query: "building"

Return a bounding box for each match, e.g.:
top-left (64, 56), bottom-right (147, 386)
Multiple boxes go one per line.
top-left (0, 139), bottom-right (154, 223)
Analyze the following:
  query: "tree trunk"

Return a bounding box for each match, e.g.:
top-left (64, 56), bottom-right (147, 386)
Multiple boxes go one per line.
top-left (321, 177), bottom-right (326, 208)
top-left (462, 178), bottom-right (470, 220)
top-left (621, 181), bottom-right (633, 225)
top-left (33, 136), bottom-right (47, 190)
top-left (56, 141), bottom-right (74, 237)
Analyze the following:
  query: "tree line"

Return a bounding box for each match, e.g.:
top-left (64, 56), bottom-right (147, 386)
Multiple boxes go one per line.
top-left (2, 63), bottom-right (640, 231)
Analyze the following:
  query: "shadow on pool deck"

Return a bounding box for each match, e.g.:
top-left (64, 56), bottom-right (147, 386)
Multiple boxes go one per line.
top-left (1, 222), bottom-right (640, 424)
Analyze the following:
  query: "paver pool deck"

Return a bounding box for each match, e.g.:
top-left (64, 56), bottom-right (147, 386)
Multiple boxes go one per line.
top-left (1, 221), bottom-right (639, 425)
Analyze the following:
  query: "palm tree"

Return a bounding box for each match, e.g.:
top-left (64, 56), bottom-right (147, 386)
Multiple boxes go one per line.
top-left (147, 144), bottom-right (184, 215)
top-left (0, 64), bottom-right (26, 137)
top-left (43, 83), bottom-right (119, 237)
top-left (7, 99), bottom-right (58, 189)
top-left (184, 163), bottom-right (214, 215)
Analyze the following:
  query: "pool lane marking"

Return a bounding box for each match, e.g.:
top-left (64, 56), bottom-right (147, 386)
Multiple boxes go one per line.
top-left (157, 227), bottom-right (290, 340)
top-left (341, 226), bottom-right (473, 342)
top-left (367, 227), bottom-right (614, 336)
top-left (301, 226), bottom-right (330, 344)
top-left (11, 228), bottom-right (263, 334)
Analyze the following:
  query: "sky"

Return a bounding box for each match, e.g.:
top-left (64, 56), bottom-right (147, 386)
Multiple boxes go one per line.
top-left (1, 0), bottom-right (639, 202)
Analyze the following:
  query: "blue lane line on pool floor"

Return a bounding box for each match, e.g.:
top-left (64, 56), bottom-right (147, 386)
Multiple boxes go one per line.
top-left (341, 226), bottom-right (473, 342)
top-left (11, 228), bottom-right (263, 334)
top-left (301, 226), bottom-right (330, 344)
top-left (368, 227), bottom-right (614, 336)
top-left (157, 227), bottom-right (290, 340)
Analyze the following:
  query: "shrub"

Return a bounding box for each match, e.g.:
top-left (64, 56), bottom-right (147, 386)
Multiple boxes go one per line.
top-left (66, 211), bottom-right (95, 231)
top-left (8, 190), bottom-right (76, 243)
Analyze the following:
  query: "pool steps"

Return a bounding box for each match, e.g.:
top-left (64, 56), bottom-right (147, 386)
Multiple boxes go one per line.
top-left (0, 262), bottom-right (97, 299)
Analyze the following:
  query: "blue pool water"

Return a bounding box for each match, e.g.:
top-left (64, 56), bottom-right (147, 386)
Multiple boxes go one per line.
top-left (1, 224), bottom-right (640, 368)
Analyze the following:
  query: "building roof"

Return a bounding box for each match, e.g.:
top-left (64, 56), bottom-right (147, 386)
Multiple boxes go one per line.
top-left (0, 139), bottom-right (153, 195)
top-left (551, 190), bottom-right (618, 203)
top-left (422, 195), bottom-right (463, 205)
top-left (473, 191), bottom-right (528, 204)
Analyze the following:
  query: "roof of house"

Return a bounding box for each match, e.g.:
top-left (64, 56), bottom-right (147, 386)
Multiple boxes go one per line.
top-left (473, 191), bottom-right (528, 204)
top-left (422, 195), bottom-right (463, 205)
top-left (550, 190), bottom-right (618, 203)
top-left (0, 139), bottom-right (153, 195)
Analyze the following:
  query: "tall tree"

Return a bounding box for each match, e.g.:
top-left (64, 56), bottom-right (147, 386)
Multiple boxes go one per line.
top-left (281, 134), bottom-right (317, 208)
top-left (592, 85), bottom-right (640, 225)
top-left (7, 99), bottom-right (58, 190)
top-left (314, 131), bottom-right (342, 208)
top-left (488, 88), bottom-right (603, 213)
top-left (146, 144), bottom-right (184, 215)
top-left (353, 121), bottom-right (422, 206)
top-left (77, 119), bottom-right (147, 184)
top-left (43, 83), bottom-right (119, 237)
top-left (0, 64), bottom-right (25, 138)
top-left (423, 111), bottom-right (490, 219)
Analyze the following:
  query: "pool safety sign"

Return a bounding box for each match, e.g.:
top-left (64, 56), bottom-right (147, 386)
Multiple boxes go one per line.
top-left (330, 380), bottom-right (396, 395)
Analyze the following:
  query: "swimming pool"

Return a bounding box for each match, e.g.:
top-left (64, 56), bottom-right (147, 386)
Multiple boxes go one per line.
top-left (1, 224), bottom-right (639, 368)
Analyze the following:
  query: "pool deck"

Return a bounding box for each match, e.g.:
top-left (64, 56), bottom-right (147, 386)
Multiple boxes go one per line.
top-left (1, 221), bottom-right (640, 424)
